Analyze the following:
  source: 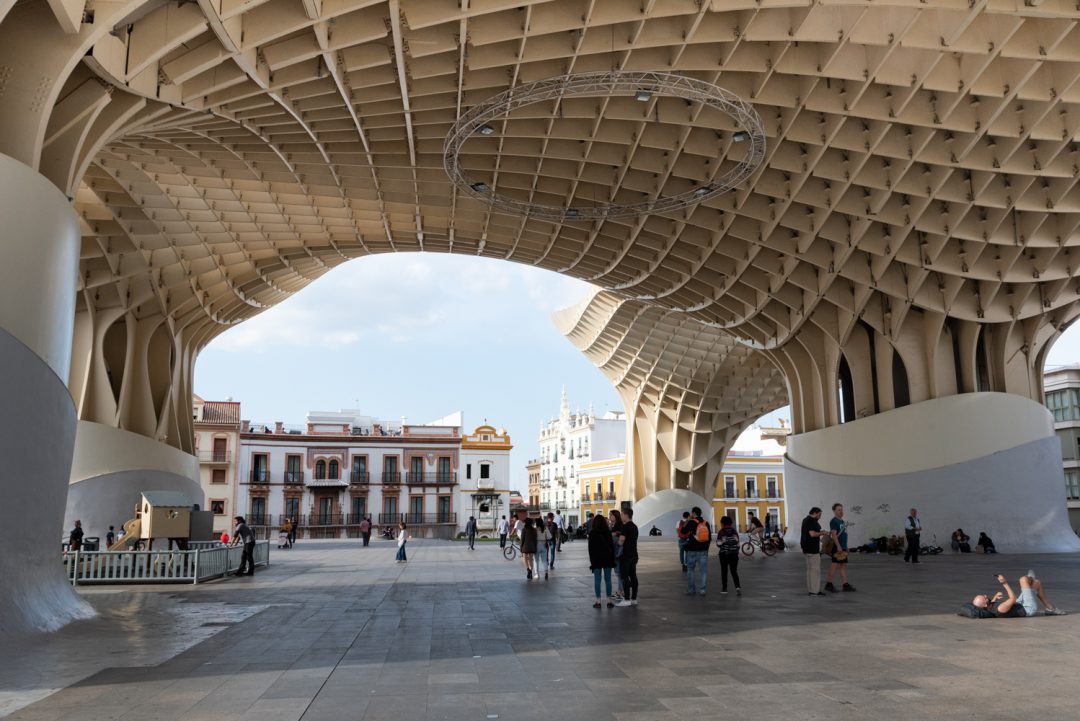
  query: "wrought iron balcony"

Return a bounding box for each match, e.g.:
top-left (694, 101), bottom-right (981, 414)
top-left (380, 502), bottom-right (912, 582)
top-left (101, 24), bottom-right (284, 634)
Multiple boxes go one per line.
top-left (605, 492), bottom-right (616, 501)
top-left (198, 450), bottom-right (230, 464)
top-left (406, 472), bottom-right (458, 485)
top-left (249, 470), bottom-right (270, 484)
top-left (283, 470), bottom-right (304, 485)
top-left (382, 471), bottom-right (401, 485)
top-left (351, 471), bottom-right (370, 485)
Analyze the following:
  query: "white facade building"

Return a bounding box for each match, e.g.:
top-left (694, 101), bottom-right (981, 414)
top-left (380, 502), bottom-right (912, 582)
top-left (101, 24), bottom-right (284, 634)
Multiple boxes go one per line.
top-left (537, 389), bottom-right (626, 525)
top-left (235, 409), bottom-right (511, 538)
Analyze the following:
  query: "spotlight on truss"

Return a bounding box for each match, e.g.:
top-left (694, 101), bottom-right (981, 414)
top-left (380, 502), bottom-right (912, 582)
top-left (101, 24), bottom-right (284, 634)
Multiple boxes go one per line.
top-left (471, 182), bottom-right (489, 192)
top-left (732, 130), bottom-right (750, 143)
top-left (635, 89), bottom-right (652, 102)
top-left (478, 124), bottom-right (495, 135)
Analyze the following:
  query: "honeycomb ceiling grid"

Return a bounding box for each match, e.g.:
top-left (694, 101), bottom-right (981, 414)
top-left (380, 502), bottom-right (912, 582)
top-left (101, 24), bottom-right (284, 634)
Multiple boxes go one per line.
top-left (29, 1), bottom-right (1080, 359)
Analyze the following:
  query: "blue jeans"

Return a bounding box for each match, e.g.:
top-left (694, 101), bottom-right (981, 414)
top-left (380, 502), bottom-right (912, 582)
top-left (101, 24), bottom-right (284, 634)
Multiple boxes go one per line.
top-left (686, 550), bottom-right (707, 592)
top-left (678, 538), bottom-right (688, 566)
top-left (545, 541), bottom-right (557, 568)
top-left (593, 567), bottom-right (612, 598)
top-left (395, 543), bottom-right (407, 561)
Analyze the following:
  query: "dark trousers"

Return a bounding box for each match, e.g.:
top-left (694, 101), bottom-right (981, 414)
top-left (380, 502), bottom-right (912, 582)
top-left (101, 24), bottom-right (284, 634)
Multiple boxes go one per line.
top-left (719, 553), bottom-right (741, 591)
top-left (499, 533), bottom-right (507, 548)
top-left (904, 532), bottom-right (920, 562)
top-left (620, 559), bottom-right (639, 600)
top-left (238, 542), bottom-right (255, 575)
top-left (361, 532), bottom-right (370, 547)
top-left (468, 534), bottom-right (476, 550)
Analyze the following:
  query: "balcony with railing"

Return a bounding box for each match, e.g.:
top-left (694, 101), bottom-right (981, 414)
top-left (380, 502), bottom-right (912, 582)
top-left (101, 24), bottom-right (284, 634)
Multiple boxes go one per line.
top-left (198, 450), bottom-right (230, 464)
top-left (350, 471), bottom-right (370, 486)
top-left (249, 470), bottom-right (270, 484)
top-left (581, 492), bottom-right (591, 503)
top-left (406, 472), bottom-right (457, 485)
top-left (248, 513), bottom-right (270, 525)
top-left (745, 490), bottom-right (760, 499)
top-left (306, 513), bottom-right (345, 526)
top-left (539, 502), bottom-right (552, 511)
top-left (402, 513), bottom-right (457, 525)
top-left (283, 470), bottom-right (304, 485)
top-left (605, 492), bottom-right (616, 501)
top-left (381, 471), bottom-right (401, 486)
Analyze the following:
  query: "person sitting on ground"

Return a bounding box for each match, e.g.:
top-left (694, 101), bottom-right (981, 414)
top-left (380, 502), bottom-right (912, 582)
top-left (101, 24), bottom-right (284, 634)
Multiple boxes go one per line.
top-left (962, 571), bottom-right (1066, 618)
top-left (977, 531), bottom-right (997, 554)
top-left (649, 525), bottom-right (661, 536)
top-left (951, 528), bottom-right (972, 553)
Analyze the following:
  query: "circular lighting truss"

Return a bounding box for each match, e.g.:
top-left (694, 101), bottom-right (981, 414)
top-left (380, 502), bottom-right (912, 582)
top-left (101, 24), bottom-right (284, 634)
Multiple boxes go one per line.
top-left (444, 71), bottom-right (766, 221)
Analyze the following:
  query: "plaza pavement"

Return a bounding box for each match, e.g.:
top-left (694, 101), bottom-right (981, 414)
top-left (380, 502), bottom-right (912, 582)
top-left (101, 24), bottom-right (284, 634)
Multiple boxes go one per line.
top-left (4, 537), bottom-right (1080, 721)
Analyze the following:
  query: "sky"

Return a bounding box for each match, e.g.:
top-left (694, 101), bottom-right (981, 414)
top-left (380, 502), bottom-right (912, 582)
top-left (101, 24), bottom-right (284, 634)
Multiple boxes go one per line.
top-left (193, 253), bottom-right (626, 491)
top-left (194, 250), bottom-right (1080, 493)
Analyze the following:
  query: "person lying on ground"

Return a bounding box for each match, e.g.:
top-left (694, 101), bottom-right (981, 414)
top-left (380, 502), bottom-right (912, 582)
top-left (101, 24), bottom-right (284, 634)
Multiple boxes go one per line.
top-left (961, 571), bottom-right (1066, 618)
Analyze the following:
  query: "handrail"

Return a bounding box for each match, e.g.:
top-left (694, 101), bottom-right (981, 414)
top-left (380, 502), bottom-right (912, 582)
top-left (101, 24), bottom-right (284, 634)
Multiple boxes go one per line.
top-left (62, 541), bottom-right (270, 585)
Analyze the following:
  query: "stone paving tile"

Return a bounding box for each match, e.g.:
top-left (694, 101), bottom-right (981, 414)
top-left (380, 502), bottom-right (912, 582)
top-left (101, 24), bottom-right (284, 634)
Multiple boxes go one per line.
top-left (6, 539), bottom-right (1080, 721)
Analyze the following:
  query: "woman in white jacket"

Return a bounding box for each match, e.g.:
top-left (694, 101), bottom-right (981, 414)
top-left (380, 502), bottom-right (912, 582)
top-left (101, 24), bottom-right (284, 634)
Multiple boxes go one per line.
top-left (395, 521), bottom-right (410, 563)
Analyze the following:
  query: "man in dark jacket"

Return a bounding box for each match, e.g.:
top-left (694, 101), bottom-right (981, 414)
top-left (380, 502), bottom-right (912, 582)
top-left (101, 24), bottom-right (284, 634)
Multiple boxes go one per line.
top-left (615, 509), bottom-right (640, 607)
top-left (801, 507), bottom-right (825, 596)
top-left (68, 520), bottom-right (84, 552)
top-left (465, 516), bottom-right (478, 550)
top-left (231, 516), bottom-right (256, 576)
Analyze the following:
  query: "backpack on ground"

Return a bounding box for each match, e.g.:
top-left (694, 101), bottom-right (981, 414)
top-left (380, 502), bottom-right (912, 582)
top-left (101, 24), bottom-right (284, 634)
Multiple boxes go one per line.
top-left (694, 519), bottom-right (711, 543)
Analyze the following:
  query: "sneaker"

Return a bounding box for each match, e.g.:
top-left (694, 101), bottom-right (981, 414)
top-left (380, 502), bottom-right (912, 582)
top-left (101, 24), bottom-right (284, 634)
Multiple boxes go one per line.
top-left (544, 571), bottom-right (548, 579)
top-left (685, 589), bottom-right (696, 595)
top-left (720, 590), bottom-right (728, 595)
top-left (842, 583), bottom-right (856, 592)
top-left (825, 582), bottom-right (837, 593)
top-left (1045, 608), bottom-right (1067, 616)
top-left (736, 588), bottom-right (742, 596)
top-left (527, 571), bottom-right (532, 580)
top-left (607, 598), bottom-right (615, 608)
top-left (1027, 569), bottom-right (1037, 582)
top-left (810, 591), bottom-right (826, 597)
top-left (681, 564), bottom-right (687, 572)
top-left (631, 599), bottom-right (638, 606)
top-left (698, 590), bottom-right (706, 596)
top-left (616, 599), bottom-right (634, 607)
top-left (593, 601), bottom-right (601, 609)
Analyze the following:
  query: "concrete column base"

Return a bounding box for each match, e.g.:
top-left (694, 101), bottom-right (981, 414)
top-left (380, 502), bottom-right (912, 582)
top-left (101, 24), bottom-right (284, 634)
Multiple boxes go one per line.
top-left (783, 393), bottom-right (1080, 553)
top-left (0, 329), bottom-right (93, 634)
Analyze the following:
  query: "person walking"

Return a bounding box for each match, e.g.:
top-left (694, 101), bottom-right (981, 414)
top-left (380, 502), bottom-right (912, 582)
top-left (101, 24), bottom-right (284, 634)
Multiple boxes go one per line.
top-left (105, 525), bottom-right (116, 549)
top-left (68, 520), bottom-right (84, 552)
top-left (359, 516), bottom-right (372, 547)
top-left (801, 507), bottom-right (825, 596)
top-left (395, 521), bottom-right (410, 563)
top-left (904, 508), bottom-right (921, 563)
top-left (465, 516), bottom-right (478, 550)
top-left (682, 507), bottom-right (711, 596)
top-left (588, 514), bottom-right (617, 608)
top-left (825, 503), bottom-right (856, 592)
top-left (676, 511), bottom-right (690, 572)
top-left (545, 512), bottom-right (558, 572)
top-left (289, 517), bottom-right (298, 547)
top-left (715, 515), bottom-right (742, 595)
top-left (615, 508), bottom-right (640, 607)
top-left (281, 517), bottom-right (293, 548)
top-left (520, 517), bottom-right (538, 580)
top-left (230, 516), bottom-right (256, 576)
top-left (497, 515), bottom-right (509, 547)
top-left (536, 515), bottom-right (551, 578)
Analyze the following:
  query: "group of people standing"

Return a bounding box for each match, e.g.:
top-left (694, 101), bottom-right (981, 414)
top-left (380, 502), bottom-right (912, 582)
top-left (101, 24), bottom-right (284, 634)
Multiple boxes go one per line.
top-left (506, 511), bottom-right (563, 580)
top-left (674, 508), bottom-right (744, 596)
top-left (800, 504), bottom-right (856, 595)
top-left (586, 508), bottom-right (639, 607)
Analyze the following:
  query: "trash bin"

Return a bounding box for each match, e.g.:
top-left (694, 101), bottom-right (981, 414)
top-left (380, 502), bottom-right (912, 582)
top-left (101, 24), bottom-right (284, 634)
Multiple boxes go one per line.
top-left (82, 536), bottom-right (100, 551)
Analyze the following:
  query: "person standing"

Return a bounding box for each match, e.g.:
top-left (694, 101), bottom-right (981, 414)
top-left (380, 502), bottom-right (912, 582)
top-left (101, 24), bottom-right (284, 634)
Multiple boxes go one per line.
top-left (615, 508), bottom-right (640, 606)
top-left (395, 521), bottom-right (410, 563)
top-left (68, 520), bottom-right (84, 552)
top-left (676, 511), bottom-right (690, 572)
top-left (554, 509), bottom-right (565, 551)
top-left (715, 515), bottom-right (741, 595)
top-left (520, 517), bottom-right (538, 580)
top-left (682, 507), bottom-right (711, 596)
top-left (289, 517), bottom-right (298, 547)
top-left (536, 516), bottom-right (551, 578)
top-left (281, 517), bottom-right (293, 549)
top-left (230, 516), bottom-right (256, 576)
top-left (587, 514), bottom-right (616, 608)
top-left (105, 525), bottom-right (116, 549)
top-left (824, 503), bottom-right (855, 592)
top-left (465, 516), bottom-right (478, 550)
top-left (608, 509), bottom-right (625, 600)
top-left (801, 507), bottom-right (825, 596)
top-left (904, 508), bottom-right (922, 563)
top-left (497, 515), bottom-right (509, 548)
top-left (359, 516), bottom-right (372, 547)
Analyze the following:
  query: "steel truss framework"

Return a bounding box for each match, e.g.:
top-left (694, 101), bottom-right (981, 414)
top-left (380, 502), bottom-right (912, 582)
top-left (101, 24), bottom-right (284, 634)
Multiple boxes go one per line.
top-left (2, 1), bottom-right (1080, 498)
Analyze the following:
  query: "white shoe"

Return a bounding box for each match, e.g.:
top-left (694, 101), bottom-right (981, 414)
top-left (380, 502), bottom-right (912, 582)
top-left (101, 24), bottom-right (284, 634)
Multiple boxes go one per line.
top-left (616, 599), bottom-right (634, 607)
top-left (631, 599), bottom-right (638, 606)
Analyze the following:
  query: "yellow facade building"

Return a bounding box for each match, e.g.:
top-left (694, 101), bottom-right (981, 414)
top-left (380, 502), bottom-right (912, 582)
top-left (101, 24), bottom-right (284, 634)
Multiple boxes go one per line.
top-left (711, 454), bottom-right (786, 534)
top-left (578, 455), bottom-right (624, 523)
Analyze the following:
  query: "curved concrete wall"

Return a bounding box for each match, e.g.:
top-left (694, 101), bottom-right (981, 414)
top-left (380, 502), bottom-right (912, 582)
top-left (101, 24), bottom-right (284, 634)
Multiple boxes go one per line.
top-left (633, 488), bottom-right (715, 539)
top-left (0, 153), bottom-right (78, 380)
top-left (0, 329), bottom-right (93, 634)
top-left (67, 422), bottom-right (203, 538)
top-left (784, 394), bottom-right (1080, 553)
top-left (787, 392), bottom-right (1054, 476)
